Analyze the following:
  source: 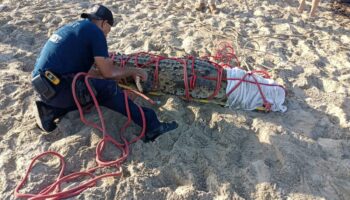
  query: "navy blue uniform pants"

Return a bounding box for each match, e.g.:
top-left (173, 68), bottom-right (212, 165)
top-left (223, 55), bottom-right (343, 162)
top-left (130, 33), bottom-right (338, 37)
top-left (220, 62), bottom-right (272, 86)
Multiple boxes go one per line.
top-left (40, 76), bottom-right (161, 132)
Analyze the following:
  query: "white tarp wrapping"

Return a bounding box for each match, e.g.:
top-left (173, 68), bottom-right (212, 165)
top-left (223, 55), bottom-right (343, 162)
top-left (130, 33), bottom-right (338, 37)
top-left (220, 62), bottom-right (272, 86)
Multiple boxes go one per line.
top-left (225, 68), bottom-right (287, 112)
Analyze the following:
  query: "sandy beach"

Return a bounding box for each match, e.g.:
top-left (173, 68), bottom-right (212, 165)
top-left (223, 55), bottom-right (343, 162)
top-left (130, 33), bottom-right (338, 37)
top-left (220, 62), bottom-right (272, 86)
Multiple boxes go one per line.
top-left (0, 0), bottom-right (350, 199)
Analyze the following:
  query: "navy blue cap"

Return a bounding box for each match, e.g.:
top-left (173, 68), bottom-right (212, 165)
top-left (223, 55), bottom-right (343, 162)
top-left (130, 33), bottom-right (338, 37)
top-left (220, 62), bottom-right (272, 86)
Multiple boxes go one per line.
top-left (81, 4), bottom-right (114, 26)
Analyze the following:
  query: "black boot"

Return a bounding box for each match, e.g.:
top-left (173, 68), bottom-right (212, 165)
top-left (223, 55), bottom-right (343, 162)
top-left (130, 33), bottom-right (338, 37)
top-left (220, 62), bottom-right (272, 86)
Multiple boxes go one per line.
top-left (34, 101), bottom-right (58, 132)
top-left (143, 121), bottom-right (178, 143)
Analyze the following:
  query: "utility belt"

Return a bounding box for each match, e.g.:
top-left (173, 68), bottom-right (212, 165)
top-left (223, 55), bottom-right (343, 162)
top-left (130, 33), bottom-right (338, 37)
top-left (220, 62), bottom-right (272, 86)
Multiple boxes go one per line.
top-left (32, 70), bottom-right (60, 100)
top-left (32, 70), bottom-right (97, 106)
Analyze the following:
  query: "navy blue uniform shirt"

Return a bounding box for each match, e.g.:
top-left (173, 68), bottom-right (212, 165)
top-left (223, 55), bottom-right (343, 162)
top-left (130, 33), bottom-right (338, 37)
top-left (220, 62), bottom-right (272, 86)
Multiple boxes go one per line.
top-left (32, 20), bottom-right (108, 77)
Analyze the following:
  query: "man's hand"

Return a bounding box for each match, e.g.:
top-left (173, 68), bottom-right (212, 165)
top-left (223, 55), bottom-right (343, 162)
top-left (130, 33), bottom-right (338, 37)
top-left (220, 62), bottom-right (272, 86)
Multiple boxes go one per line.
top-left (94, 56), bottom-right (148, 85)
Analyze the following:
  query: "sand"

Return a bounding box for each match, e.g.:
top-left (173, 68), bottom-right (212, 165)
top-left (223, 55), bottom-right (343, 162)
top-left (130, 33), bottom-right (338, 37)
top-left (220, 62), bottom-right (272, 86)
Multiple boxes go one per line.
top-left (0, 0), bottom-right (349, 199)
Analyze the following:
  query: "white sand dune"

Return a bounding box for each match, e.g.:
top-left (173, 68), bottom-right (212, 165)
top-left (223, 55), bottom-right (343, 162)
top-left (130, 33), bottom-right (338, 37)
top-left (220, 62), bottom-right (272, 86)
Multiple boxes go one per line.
top-left (0, 0), bottom-right (349, 199)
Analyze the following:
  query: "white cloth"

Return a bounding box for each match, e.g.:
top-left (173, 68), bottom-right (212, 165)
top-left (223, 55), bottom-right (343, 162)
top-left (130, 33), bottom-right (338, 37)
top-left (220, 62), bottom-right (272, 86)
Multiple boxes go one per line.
top-left (225, 68), bottom-right (287, 112)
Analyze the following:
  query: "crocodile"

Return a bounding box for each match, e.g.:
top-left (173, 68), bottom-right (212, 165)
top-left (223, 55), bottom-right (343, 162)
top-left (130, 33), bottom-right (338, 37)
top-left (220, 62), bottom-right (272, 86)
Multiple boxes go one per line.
top-left (113, 53), bottom-right (228, 104)
top-left (112, 53), bottom-right (288, 112)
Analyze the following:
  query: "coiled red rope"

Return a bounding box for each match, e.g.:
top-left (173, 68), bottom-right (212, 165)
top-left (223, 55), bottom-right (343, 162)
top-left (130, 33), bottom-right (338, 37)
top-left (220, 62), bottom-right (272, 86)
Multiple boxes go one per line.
top-left (15, 72), bottom-right (147, 199)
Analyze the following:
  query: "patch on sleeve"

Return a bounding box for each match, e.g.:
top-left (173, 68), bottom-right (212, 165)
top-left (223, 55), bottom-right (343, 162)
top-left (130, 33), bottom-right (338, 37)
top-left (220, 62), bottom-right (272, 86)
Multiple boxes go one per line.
top-left (49, 34), bottom-right (62, 43)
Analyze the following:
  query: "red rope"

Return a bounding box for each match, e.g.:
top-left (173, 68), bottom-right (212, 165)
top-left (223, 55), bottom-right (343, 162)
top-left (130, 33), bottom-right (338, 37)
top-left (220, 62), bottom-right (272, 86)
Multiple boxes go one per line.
top-left (15, 72), bottom-right (147, 199)
top-left (201, 41), bottom-right (240, 68)
top-left (189, 56), bottom-right (196, 90)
